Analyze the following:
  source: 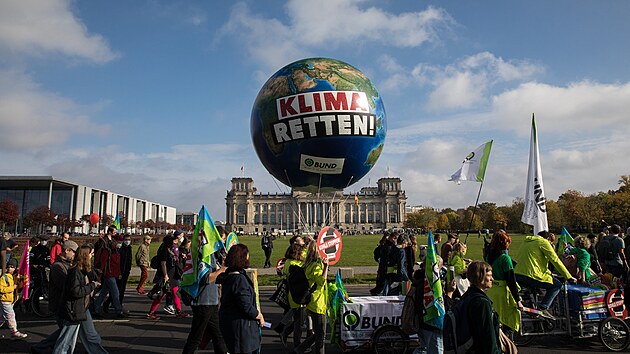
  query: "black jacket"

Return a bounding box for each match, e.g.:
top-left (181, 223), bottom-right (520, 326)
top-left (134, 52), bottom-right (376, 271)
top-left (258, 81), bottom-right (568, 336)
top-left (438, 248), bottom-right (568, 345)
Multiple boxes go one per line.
top-left (49, 257), bottom-right (72, 315)
top-left (216, 269), bottom-right (260, 353)
top-left (120, 244), bottom-right (133, 277)
top-left (59, 266), bottom-right (97, 322)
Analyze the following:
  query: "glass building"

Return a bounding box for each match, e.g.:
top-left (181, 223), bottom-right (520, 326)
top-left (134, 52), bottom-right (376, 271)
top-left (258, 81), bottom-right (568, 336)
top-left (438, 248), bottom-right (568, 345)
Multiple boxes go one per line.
top-left (0, 176), bottom-right (176, 233)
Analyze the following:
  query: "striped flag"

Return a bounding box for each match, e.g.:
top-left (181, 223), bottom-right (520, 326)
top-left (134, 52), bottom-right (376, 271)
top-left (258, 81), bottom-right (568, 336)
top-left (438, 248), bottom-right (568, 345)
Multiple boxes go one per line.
top-left (522, 114), bottom-right (549, 235)
top-left (449, 140), bottom-right (493, 184)
top-left (423, 231), bottom-right (445, 329)
top-left (180, 206), bottom-right (225, 298)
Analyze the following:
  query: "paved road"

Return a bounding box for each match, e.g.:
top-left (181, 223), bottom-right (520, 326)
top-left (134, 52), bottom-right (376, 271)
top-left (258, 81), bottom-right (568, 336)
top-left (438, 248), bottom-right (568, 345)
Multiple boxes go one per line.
top-left (2, 285), bottom-right (614, 353)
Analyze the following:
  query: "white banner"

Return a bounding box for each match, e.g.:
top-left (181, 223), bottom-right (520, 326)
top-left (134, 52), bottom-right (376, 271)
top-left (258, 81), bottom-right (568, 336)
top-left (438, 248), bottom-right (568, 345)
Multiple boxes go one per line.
top-left (522, 115), bottom-right (548, 234)
top-left (299, 154), bottom-right (345, 174)
top-left (340, 296), bottom-right (406, 347)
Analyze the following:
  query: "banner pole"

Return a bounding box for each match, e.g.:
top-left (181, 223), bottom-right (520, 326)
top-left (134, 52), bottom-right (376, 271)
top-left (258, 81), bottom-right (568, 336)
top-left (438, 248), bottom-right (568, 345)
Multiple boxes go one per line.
top-left (464, 182), bottom-right (484, 244)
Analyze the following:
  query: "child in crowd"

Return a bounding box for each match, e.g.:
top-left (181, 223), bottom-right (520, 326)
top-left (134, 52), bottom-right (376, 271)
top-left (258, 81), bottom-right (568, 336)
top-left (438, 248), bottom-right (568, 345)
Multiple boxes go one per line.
top-left (0, 258), bottom-right (28, 339)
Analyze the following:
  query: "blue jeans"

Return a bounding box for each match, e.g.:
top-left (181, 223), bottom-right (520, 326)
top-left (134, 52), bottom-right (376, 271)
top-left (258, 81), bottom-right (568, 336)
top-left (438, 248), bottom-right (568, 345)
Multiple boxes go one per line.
top-left (32, 318), bottom-right (63, 351)
top-left (53, 310), bottom-right (108, 354)
top-left (516, 274), bottom-right (562, 310)
top-left (414, 327), bottom-right (443, 354)
top-left (95, 277), bottom-right (122, 314)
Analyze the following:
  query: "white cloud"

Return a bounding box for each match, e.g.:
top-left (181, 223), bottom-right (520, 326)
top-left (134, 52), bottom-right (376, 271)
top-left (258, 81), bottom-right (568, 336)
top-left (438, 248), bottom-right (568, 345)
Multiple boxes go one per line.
top-left (409, 52), bottom-right (543, 112)
top-left (0, 0), bottom-right (118, 63)
top-left (379, 75), bottom-right (630, 210)
top-left (0, 69), bottom-right (110, 150)
top-left (0, 143), bottom-right (263, 220)
top-left (490, 81), bottom-right (630, 136)
top-left (219, 1), bottom-right (453, 71)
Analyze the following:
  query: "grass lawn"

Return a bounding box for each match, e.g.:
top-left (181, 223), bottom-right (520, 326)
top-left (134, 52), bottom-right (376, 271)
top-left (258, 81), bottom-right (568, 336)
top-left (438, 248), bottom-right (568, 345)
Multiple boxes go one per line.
top-left (135, 232), bottom-right (529, 270)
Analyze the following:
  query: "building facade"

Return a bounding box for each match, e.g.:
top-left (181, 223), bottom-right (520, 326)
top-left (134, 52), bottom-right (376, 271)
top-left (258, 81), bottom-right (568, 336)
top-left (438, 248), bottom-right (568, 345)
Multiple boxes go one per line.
top-left (0, 176), bottom-right (176, 233)
top-left (175, 212), bottom-right (198, 229)
top-left (225, 177), bottom-right (406, 234)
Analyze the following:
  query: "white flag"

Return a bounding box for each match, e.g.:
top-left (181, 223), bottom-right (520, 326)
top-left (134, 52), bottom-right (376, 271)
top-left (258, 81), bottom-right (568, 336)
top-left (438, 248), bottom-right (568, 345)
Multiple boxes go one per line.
top-left (449, 140), bottom-right (493, 184)
top-left (521, 115), bottom-right (548, 234)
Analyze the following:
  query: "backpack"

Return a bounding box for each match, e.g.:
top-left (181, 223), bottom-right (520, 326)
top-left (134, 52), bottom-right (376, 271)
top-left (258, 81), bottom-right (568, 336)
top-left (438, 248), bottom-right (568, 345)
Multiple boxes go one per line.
top-left (150, 255), bottom-right (159, 269)
top-left (443, 291), bottom-right (485, 352)
top-left (287, 264), bottom-right (317, 305)
top-left (400, 284), bottom-right (421, 334)
top-left (598, 236), bottom-right (615, 262)
top-left (373, 244), bottom-right (382, 262)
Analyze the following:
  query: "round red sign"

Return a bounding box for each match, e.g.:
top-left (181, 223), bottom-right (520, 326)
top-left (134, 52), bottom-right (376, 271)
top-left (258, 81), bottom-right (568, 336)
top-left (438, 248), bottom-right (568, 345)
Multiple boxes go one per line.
top-left (275, 258), bottom-right (286, 276)
top-left (317, 226), bottom-right (343, 265)
top-left (606, 289), bottom-right (627, 319)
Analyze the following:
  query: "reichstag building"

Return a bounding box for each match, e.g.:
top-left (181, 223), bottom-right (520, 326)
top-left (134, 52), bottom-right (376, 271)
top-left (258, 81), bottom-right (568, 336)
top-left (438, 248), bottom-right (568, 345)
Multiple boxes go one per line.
top-left (225, 177), bottom-right (406, 234)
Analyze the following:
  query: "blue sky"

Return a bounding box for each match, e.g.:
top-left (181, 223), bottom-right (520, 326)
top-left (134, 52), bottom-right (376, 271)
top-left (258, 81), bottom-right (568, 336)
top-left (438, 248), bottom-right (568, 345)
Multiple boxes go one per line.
top-left (1, 0), bottom-right (629, 221)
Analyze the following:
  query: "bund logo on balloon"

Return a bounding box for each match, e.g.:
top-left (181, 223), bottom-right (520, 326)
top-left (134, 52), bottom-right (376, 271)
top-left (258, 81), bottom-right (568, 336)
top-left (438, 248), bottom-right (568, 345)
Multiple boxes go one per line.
top-left (251, 58), bottom-right (386, 192)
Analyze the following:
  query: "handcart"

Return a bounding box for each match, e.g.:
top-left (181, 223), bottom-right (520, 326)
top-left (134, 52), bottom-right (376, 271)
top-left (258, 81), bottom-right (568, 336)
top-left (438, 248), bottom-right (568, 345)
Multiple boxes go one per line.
top-left (513, 283), bottom-right (630, 352)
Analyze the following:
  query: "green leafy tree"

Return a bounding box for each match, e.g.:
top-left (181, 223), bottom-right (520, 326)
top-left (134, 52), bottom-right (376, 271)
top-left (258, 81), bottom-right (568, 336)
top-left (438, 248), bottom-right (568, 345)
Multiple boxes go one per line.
top-left (436, 213), bottom-right (451, 231)
top-left (545, 200), bottom-right (562, 232)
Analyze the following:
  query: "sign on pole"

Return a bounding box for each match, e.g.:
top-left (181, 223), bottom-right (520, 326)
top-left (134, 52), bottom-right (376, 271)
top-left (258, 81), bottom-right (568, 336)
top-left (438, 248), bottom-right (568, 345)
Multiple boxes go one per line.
top-left (317, 226), bottom-right (343, 265)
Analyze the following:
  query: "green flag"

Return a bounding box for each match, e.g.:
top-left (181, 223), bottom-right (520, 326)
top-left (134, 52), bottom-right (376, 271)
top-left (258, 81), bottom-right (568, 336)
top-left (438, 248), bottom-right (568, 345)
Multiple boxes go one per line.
top-left (449, 140), bottom-right (493, 183)
top-left (180, 206), bottom-right (225, 298)
top-left (423, 231), bottom-right (445, 329)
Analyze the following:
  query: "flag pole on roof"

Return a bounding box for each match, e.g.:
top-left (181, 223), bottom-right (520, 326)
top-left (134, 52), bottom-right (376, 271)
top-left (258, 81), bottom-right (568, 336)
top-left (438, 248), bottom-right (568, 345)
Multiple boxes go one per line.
top-left (521, 114), bottom-right (549, 235)
top-left (449, 140), bottom-right (493, 243)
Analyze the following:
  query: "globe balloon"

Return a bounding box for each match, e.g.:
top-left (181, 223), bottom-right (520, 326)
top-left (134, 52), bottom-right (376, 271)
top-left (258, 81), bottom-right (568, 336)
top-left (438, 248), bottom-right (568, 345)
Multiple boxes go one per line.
top-left (251, 57), bottom-right (386, 192)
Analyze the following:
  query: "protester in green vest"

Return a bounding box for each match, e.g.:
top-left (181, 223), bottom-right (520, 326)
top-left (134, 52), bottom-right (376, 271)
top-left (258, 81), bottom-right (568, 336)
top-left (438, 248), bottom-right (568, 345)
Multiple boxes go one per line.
top-left (485, 230), bottom-right (523, 332)
top-left (515, 231), bottom-right (576, 320)
top-left (290, 241), bottom-right (328, 354)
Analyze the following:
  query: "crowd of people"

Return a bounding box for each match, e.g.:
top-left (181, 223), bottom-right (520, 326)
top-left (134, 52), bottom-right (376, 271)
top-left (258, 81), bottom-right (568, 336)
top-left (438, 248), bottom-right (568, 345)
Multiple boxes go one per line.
top-left (0, 223), bottom-right (628, 353)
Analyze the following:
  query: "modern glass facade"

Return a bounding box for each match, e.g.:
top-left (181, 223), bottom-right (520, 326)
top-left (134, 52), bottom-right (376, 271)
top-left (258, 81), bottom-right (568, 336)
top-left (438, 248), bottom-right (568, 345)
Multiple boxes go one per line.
top-left (0, 176), bottom-right (176, 233)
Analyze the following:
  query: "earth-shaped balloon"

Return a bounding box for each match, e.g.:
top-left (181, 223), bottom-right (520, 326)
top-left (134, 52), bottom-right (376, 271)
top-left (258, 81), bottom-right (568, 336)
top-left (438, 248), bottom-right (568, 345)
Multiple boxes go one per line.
top-left (251, 58), bottom-right (386, 192)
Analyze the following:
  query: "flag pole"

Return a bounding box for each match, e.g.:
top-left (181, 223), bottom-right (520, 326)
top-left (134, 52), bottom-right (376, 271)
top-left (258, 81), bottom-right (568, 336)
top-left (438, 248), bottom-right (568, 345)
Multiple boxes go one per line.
top-left (464, 181), bottom-right (484, 244)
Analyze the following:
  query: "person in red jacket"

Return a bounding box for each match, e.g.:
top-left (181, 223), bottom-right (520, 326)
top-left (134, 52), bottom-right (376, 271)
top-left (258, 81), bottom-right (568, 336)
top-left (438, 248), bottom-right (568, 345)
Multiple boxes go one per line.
top-left (93, 226), bottom-right (126, 319)
top-left (49, 233), bottom-right (69, 264)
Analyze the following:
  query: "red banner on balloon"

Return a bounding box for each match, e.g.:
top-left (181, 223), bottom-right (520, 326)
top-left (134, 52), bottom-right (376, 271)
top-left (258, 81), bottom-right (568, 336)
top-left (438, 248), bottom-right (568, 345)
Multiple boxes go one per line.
top-left (317, 226), bottom-right (343, 266)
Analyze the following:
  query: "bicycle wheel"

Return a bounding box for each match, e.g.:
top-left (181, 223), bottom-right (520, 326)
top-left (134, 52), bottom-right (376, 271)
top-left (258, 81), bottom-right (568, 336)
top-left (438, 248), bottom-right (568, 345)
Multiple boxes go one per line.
top-left (371, 324), bottom-right (409, 354)
top-left (599, 317), bottom-right (630, 352)
top-left (30, 287), bottom-right (53, 318)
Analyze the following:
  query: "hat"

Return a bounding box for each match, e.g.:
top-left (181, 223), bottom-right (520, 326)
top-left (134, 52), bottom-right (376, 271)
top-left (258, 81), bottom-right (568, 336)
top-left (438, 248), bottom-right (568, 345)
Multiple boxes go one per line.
top-left (63, 240), bottom-right (79, 252)
top-left (7, 258), bottom-right (17, 268)
top-left (174, 230), bottom-right (184, 237)
top-left (143, 235), bottom-right (152, 241)
top-left (38, 234), bottom-right (50, 241)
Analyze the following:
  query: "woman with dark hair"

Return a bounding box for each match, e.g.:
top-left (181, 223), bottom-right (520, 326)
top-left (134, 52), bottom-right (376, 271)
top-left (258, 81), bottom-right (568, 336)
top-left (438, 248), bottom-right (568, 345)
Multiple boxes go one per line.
top-left (463, 261), bottom-right (500, 354)
top-left (291, 241), bottom-right (328, 354)
top-left (404, 234), bottom-right (417, 280)
top-left (485, 230), bottom-right (522, 332)
top-left (216, 244), bottom-right (264, 354)
top-left (53, 244), bottom-right (107, 353)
